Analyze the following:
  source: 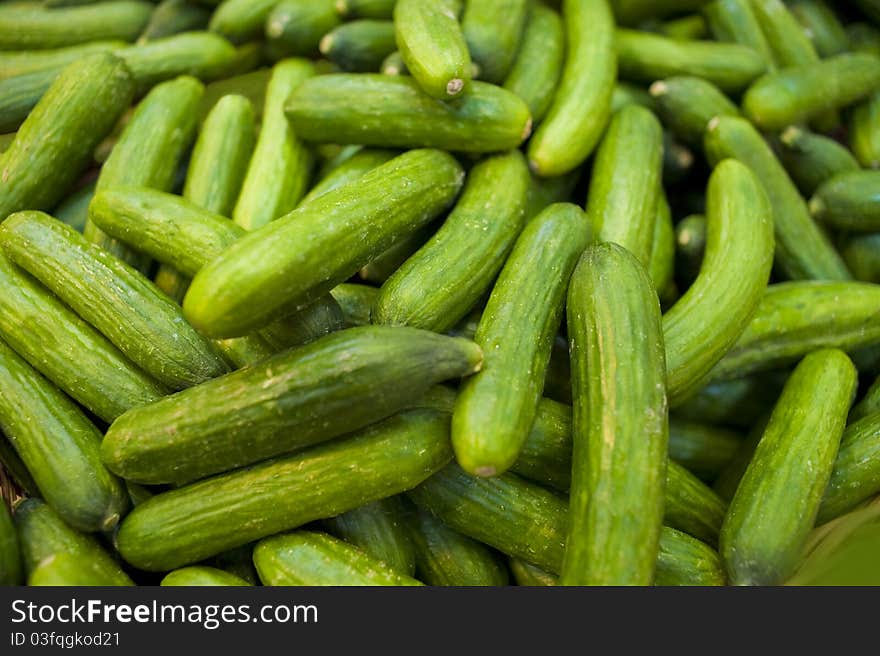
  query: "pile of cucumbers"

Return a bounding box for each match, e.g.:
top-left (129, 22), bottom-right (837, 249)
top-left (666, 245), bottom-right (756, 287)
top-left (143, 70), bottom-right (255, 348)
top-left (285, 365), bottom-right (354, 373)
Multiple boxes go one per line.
top-left (0, 0), bottom-right (879, 588)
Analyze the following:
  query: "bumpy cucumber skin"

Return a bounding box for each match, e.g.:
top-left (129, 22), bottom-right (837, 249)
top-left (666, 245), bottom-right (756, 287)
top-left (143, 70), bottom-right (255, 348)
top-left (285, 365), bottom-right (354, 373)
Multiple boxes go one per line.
top-left (850, 92), bottom-right (880, 170)
top-left (300, 149), bottom-right (398, 206)
top-left (563, 243), bottom-right (668, 586)
top-left (655, 527), bottom-right (726, 586)
top-left (255, 531), bottom-right (423, 586)
top-left (649, 76), bottom-right (740, 146)
top-left (0, 54), bottom-right (133, 221)
top-left (0, 253), bottom-right (166, 423)
top-left (0, 41), bottom-right (128, 81)
top-left (319, 19), bottom-right (397, 72)
top-left (373, 150), bottom-right (528, 334)
top-left (208, 0), bottom-right (277, 44)
top-left (703, 115), bottom-right (851, 282)
top-left (461, 0), bottom-right (529, 84)
top-left (286, 74), bottom-right (532, 153)
top-left (703, 0), bottom-right (777, 71)
top-left (265, 0), bottom-right (342, 59)
top-left (810, 170), bottom-right (880, 232)
top-left (115, 409), bottom-right (453, 572)
top-left (720, 349), bottom-right (856, 586)
top-left (587, 105), bottom-right (663, 268)
top-left (817, 412), bottom-right (880, 524)
top-left (665, 460), bottom-right (727, 547)
top-left (160, 566), bottom-right (250, 586)
top-left (776, 126), bottom-right (861, 197)
top-left (0, 499), bottom-right (22, 585)
top-left (452, 203), bottom-right (589, 477)
top-left (186, 149), bottom-right (464, 337)
top-left (527, 0), bottom-right (616, 177)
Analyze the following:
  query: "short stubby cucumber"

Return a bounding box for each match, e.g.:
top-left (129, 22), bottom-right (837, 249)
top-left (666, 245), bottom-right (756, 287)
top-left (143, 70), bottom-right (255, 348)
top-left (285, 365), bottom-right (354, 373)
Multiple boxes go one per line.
top-left (810, 171), bottom-right (880, 232)
top-left (265, 0), bottom-right (342, 59)
top-left (319, 20), bottom-right (397, 73)
top-left (649, 76), bottom-right (740, 146)
top-left (776, 126), bottom-right (861, 197)
top-left (460, 0), bottom-right (529, 84)
top-left (160, 566), bottom-right (250, 586)
top-left (208, 0), bottom-right (277, 44)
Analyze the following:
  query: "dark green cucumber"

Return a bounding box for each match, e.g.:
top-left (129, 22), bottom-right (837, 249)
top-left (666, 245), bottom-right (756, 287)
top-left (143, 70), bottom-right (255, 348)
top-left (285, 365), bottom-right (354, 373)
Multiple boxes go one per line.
top-left (524, 170), bottom-right (580, 224)
top-left (674, 374), bottom-right (782, 430)
top-left (265, 0), bottom-right (342, 59)
top-left (587, 105), bottom-right (663, 268)
top-left (373, 150), bottom-right (528, 333)
top-left (337, 0), bottom-right (398, 19)
top-left (198, 68), bottom-right (270, 122)
top-left (776, 126), bottom-right (861, 197)
top-left (319, 19), bottom-right (396, 72)
top-left (359, 223), bottom-right (436, 284)
top-left (115, 409), bottom-right (453, 571)
top-left (14, 498), bottom-right (133, 584)
top-left (501, 3), bottom-right (563, 123)
top-left (233, 59), bottom-right (315, 231)
top-left (452, 203), bottom-right (589, 476)
top-left (212, 334), bottom-right (274, 369)
top-left (720, 349), bottom-right (856, 585)
top-left (394, 0), bottom-right (471, 99)
top-left (208, 0), bottom-right (277, 44)
top-left (0, 41), bottom-right (127, 81)
top-left (160, 566), bottom-right (250, 586)
top-left (527, 0), bottom-right (616, 176)
top-left (810, 171), bottom-right (880, 232)
top-left (615, 28), bottom-right (766, 93)
top-left (300, 148), bottom-right (398, 206)
top-left (707, 282), bottom-right (880, 383)
top-left (703, 0), bottom-right (776, 70)
top-left (668, 418), bottom-right (743, 480)
top-left (663, 160), bottom-right (774, 407)
top-left (661, 133), bottom-right (695, 189)
top-left (138, 0), bottom-right (211, 42)
top-left (789, 0), bottom-right (849, 57)
top-left (0, 54), bottom-right (133, 221)
top-left (0, 1), bottom-right (152, 49)
top-left (0, 338), bottom-right (128, 533)
top-left (0, 499), bottom-right (22, 585)
top-left (324, 497), bottom-right (416, 576)
top-left (255, 531), bottom-right (422, 586)
top-left (0, 253), bottom-right (166, 422)
top-left (461, 0), bottom-right (529, 84)
top-left (102, 326), bottom-right (481, 484)
top-left (508, 397), bottom-right (575, 492)
top-left (259, 295), bottom-right (345, 351)
top-left (611, 0), bottom-right (710, 25)
top-left (185, 149), bottom-right (463, 337)
top-left (703, 115), bottom-right (851, 281)
top-left (817, 412), bottom-right (880, 524)
top-left (1, 211), bottom-right (229, 390)
top-left (655, 527), bottom-right (726, 586)
top-left (53, 181), bottom-right (96, 234)
top-left (330, 284), bottom-right (379, 327)
top-left (0, 67), bottom-right (61, 134)
top-left (712, 414), bottom-right (767, 502)
top-left (509, 559), bottom-right (557, 586)
top-left (849, 92), bottom-right (880, 169)
top-left (665, 460), bottom-right (727, 546)
top-left (286, 74), bottom-right (532, 153)
top-left (563, 242), bottom-right (668, 585)
top-left (841, 233), bottom-right (880, 284)
top-left (743, 54), bottom-right (880, 132)
top-left (849, 22), bottom-right (880, 57)
top-left (674, 213), bottom-right (707, 290)
top-left (649, 76), bottom-right (740, 146)
top-left (407, 509), bottom-right (509, 586)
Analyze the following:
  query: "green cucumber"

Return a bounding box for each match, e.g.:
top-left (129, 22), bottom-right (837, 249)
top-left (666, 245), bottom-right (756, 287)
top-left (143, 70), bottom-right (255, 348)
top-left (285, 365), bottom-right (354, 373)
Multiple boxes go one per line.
top-left (668, 418), bottom-right (743, 480)
top-left (849, 22), bottom-right (880, 57)
top-left (789, 0), bottom-right (849, 57)
top-left (776, 126), bottom-right (861, 197)
top-left (0, 499), bottom-right (22, 585)
top-left (14, 498), bottom-right (133, 584)
top-left (0, 41), bottom-right (128, 81)
top-left (381, 50), bottom-right (408, 75)
top-left (212, 334), bottom-right (274, 369)
top-left (703, 115), bottom-right (851, 281)
top-left (115, 409), bottom-right (453, 571)
top-left (319, 19), bottom-right (396, 72)
top-left (663, 159), bottom-right (774, 407)
top-left (850, 92), bottom-right (880, 169)
top-left (53, 181), bottom-right (96, 234)
top-left (810, 171), bottom-right (880, 232)
top-left (527, 0), bottom-right (616, 177)
top-left (102, 326), bottom-right (481, 485)
top-left (615, 28), bottom-right (766, 93)
top-left (508, 397), bottom-right (575, 492)
top-left (712, 415), bottom-right (768, 502)
top-left (394, 0), bottom-right (471, 99)
top-left (28, 553), bottom-right (133, 586)
top-left (461, 0), bottom-right (529, 84)
top-left (301, 148), bottom-right (398, 206)
top-left (665, 460), bottom-right (727, 546)
top-left (743, 54), bottom-right (880, 132)
top-left (524, 169), bottom-right (580, 222)
top-left (337, 0), bottom-right (398, 19)
top-left (0, 1), bottom-right (152, 49)
top-left (373, 150), bottom-right (528, 333)
top-left (749, 0), bottom-right (820, 68)
top-left (138, 0), bottom-right (211, 42)
top-left (563, 242), bottom-right (668, 585)
top-left (509, 559), bottom-right (557, 586)
top-left (199, 68), bottom-right (270, 122)
top-left (452, 203), bottom-right (589, 476)
top-left (720, 349), bottom-right (856, 585)
top-left (841, 233), bottom-right (880, 284)
top-left (330, 283), bottom-right (379, 327)
top-left (161, 566), bottom-right (250, 586)
top-left (407, 509), bottom-right (509, 586)
top-left (587, 104), bottom-right (663, 268)
top-left (611, 81), bottom-right (657, 113)
top-left (208, 0), bottom-right (277, 44)
top-left (233, 59), bottom-right (315, 231)
top-left (0, 253), bottom-right (166, 423)
top-left (265, 0), bottom-right (342, 59)
top-left (817, 411), bottom-right (880, 524)
top-left (255, 531), bottom-right (422, 586)
top-left (703, 0), bottom-right (776, 70)
top-left (654, 527), bottom-right (726, 586)
top-left (610, 0), bottom-right (711, 25)
top-left (259, 296), bottom-right (345, 351)
top-left (186, 149), bottom-right (463, 337)
top-left (0, 132), bottom-right (14, 154)
top-left (0, 67), bottom-right (61, 134)
top-left (0, 338), bottom-right (128, 533)
top-left (656, 14), bottom-right (708, 40)
top-left (0, 54), bottom-right (133, 221)
top-left (359, 223), bottom-right (436, 284)
top-left (674, 213), bottom-right (706, 290)
top-left (649, 76), bottom-right (740, 146)
top-left (286, 74), bottom-right (532, 153)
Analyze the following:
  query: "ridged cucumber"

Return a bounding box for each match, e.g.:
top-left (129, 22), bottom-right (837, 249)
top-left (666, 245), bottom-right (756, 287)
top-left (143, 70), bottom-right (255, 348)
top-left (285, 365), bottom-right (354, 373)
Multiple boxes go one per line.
top-left (461, 0), bottom-right (529, 84)
top-left (649, 76), bottom-right (740, 146)
top-left (810, 170), bottom-right (880, 232)
top-left (817, 411), bottom-right (880, 524)
top-left (160, 566), bottom-right (250, 586)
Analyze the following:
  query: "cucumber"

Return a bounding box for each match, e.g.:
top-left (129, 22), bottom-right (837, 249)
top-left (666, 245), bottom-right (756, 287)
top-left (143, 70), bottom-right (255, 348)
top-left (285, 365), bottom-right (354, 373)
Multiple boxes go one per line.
top-left (508, 397), bottom-right (574, 492)
top-left (0, 68), bottom-right (60, 134)
top-left (330, 284), bottom-right (379, 327)
top-left (186, 149), bottom-right (464, 337)
top-left (0, 41), bottom-right (127, 81)
top-left (509, 559), bottom-right (557, 586)
top-left (703, 115), bottom-right (851, 281)
top-left (776, 126), bottom-right (861, 197)
top-left (452, 203), bottom-right (589, 476)
top-left (703, 0), bottom-right (777, 71)
top-left (615, 28), bottom-right (766, 93)
top-left (707, 282), bottom-right (880, 383)
top-left (0, 54), bottom-right (133, 221)
top-left (381, 50), bottom-right (408, 76)
top-left (0, 499), bottom-right (22, 585)
top-left (394, 0), bottom-right (471, 99)
top-left (27, 553), bottom-right (131, 586)
top-left (611, 81), bottom-right (657, 113)
top-left (0, 338), bottom-right (128, 533)
top-left (654, 527), bottom-right (726, 586)
top-left (160, 566), bottom-right (250, 586)
top-left (850, 92), bottom-right (880, 170)
top-left (255, 531), bottom-right (423, 586)
top-left (303, 149), bottom-right (399, 206)
top-left (233, 59), bottom-right (315, 231)
top-left (138, 0), bottom-right (211, 42)
top-left (712, 415), bottom-right (767, 502)
top-left (663, 160), bottom-right (774, 407)
top-left (199, 68), bottom-right (270, 122)
top-left (849, 22), bottom-right (880, 57)
top-left (743, 54), bottom-right (880, 132)
top-left (14, 498), bottom-right (133, 584)
top-left (674, 213), bottom-right (706, 290)
top-left (649, 76), bottom-right (740, 146)
top-left (115, 409), bottom-right (453, 571)
top-left (319, 19), bottom-right (396, 72)
top-left (461, 0), bottom-right (529, 84)
top-left (324, 497), bottom-right (416, 576)
top-left (842, 233), bottom-right (880, 284)
top-left (337, 0), bottom-right (398, 19)
top-left (0, 253), bottom-right (166, 423)
top-left (810, 171), bottom-right (880, 232)
top-left (587, 105), bottom-right (663, 268)
top-left (668, 418), bottom-right (743, 480)
top-left (359, 223), bottom-right (436, 284)
top-left (407, 509), bottom-right (509, 586)
top-left (610, 0), bottom-right (710, 25)
top-left (373, 150), bottom-right (528, 334)
top-left (656, 14), bottom-right (708, 40)
top-left (259, 296), bottom-right (345, 351)
top-left (665, 460), bottom-right (727, 546)
top-left (527, 0), bottom-right (616, 177)
top-left (102, 326), bottom-right (481, 485)
top-left (265, 0), bottom-right (342, 59)
top-left (208, 0), bottom-right (277, 44)
top-left (212, 334), bottom-right (274, 369)
top-left (562, 242), bottom-right (668, 586)
top-left (720, 349), bottom-right (856, 585)
top-left (286, 74), bottom-right (532, 153)
top-left (789, 0), bottom-right (849, 57)
top-left (53, 181), bottom-right (96, 234)
top-left (749, 0), bottom-right (821, 68)
top-left (0, 1), bottom-right (152, 49)
top-left (524, 169), bottom-right (580, 222)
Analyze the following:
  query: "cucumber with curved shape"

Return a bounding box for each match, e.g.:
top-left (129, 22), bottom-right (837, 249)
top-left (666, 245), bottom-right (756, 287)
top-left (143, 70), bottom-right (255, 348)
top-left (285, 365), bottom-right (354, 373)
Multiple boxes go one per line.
top-left (655, 527), bottom-right (726, 586)
top-left (160, 566), bottom-right (250, 586)
top-left (265, 0), bottom-right (342, 59)
top-left (208, 0), bottom-right (277, 44)
top-left (527, 0), bottom-right (616, 177)
top-left (749, 0), bottom-right (820, 68)
top-left (0, 500), bottom-right (22, 585)
top-left (850, 92), bottom-right (880, 170)
top-left (461, 0), bottom-right (529, 84)
top-left (649, 76), bottom-right (740, 146)
top-left (810, 171), bottom-right (880, 232)
top-left (817, 412), bottom-right (880, 524)
top-left (720, 349), bottom-right (856, 585)
top-left (776, 126), bottom-right (861, 197)
top-left (319, 19), bottom-right (397, 72)
top-left (703, 0), bottom-right (776, 71)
